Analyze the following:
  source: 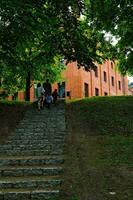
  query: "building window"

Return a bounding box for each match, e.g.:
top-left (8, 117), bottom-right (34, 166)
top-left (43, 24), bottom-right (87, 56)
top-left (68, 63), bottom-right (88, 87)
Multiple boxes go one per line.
top-left (67, 91), bottom-right (70, 97)
top-left (95, 88), bottom-right (99, 96)
top-left (94, 67), bottom-right (98, 77)
top-left (111, 62), bottom-right (113, 69)
top-left (84, 83), bottom-right (89, 97)
top-left (103, 71), bottom-right (107, 82)
top-left (104, 92), bottom-right (108, 96)
top-left (118, 81), bottom-right (121, 90)
top-left (111, 76), bottom-right (114, 86)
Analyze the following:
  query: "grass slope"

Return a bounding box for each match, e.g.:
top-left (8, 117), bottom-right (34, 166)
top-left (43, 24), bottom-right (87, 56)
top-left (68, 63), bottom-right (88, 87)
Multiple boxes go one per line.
top-left (0, 100), bottom-right (30, 143)
top-left (63, 96), bottom-right (133, 200)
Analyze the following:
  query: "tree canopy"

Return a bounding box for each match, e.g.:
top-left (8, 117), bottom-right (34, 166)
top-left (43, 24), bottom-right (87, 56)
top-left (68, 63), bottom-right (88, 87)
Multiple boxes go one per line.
top-left (0, 0), bottom-right (132, 97)
top-left (87, 0), bottom-right (133, 75)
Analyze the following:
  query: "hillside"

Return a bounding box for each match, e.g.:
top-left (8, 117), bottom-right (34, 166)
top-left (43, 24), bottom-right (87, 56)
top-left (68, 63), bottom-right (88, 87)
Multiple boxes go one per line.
top-left (63, 96), bottom-right (133, 200)
top-left (0, 100), bottom-right (30, 144)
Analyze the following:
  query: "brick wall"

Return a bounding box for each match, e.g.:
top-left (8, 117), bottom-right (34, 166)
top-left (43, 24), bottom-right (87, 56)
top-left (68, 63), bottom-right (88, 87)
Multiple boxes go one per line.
top-left (18, 92), bottom-right (25, 101)
top-left (53, 60), bottom-right (129, 99)
top-left (6, 61), bottom-right (128, 101)
top-left (7, 95), bottom-right (12, 101)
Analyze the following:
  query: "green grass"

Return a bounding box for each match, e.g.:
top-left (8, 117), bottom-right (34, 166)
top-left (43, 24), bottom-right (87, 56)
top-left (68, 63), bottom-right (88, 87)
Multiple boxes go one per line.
top-left (67, 96), bottom-right (133, 135)
top-left (63, 96), bottom-right (133, 200)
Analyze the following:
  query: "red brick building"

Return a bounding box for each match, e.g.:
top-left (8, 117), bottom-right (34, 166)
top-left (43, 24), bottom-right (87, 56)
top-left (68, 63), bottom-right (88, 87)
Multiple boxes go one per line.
top-left (7, 83), bottom-right (35, 102)
top-left (13, 60), bottom-right (128, 101)
top-left (53, 60), bottom-right (129, 99)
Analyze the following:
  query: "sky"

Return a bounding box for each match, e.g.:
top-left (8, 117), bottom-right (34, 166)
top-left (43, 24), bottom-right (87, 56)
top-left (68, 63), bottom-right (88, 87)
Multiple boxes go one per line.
top-left (128, 76), bottom-right (133, 83)
top-left (104, 32), bottom-right (133, 84)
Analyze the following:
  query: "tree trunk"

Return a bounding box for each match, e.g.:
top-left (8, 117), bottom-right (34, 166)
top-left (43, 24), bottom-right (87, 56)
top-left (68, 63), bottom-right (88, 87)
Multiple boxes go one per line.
top-left (25, 71), bottom-right (31, 101)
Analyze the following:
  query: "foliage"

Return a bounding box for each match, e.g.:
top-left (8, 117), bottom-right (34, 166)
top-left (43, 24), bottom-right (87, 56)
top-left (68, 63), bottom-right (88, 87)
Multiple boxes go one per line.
top-left (0, 0), bottom-right (132, 95)
top-left (87, 0), bottom-right (133, 75)
top-left (33, 55), bottom-right (65, 83)
top-left (0, 62), bottom-right (25, 95)
top-left (0, 0), bottom-right (118, 95)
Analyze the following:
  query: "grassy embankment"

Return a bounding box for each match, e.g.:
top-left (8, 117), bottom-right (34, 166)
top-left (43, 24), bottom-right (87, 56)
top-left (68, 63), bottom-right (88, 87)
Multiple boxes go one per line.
top-left (0, 100), bottom-right (31, 144)
top-left (63, 96), bottom-right (133, 200)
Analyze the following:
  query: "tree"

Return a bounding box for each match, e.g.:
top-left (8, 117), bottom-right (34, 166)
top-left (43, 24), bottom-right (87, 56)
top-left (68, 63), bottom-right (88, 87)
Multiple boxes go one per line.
top-left (87, 0), bottom-right (133, 75)
top-left (0, 0), bottom-right (119, 99)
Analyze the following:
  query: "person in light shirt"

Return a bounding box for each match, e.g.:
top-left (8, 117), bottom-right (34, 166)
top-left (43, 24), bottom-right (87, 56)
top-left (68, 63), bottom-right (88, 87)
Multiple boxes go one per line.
top-left (37, 82), bottom-right (45, 110)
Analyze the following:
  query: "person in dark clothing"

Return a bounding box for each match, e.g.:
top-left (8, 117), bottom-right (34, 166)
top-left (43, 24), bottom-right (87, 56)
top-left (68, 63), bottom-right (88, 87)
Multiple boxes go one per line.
top-left (43, 79), bottom-right (52, 96)
top-left (52, 89), bottom-right (58, 104)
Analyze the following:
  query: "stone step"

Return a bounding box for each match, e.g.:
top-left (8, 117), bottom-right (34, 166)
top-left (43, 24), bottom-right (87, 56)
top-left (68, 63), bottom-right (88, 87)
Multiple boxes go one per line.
top-left (0, 149), bottom-right (63, 156)
top-left (7, 136), bottom-right (65, 142)
top-left (0, 176), bottom-right (62, 189)
top-left (6, 139), bottom-right (65, 145)
top-left (21, 118), bottom-right (64, 122)
top-left (0, 155), bottom-right (64, 166)
top-left (13, 128), bottom-right (47, 133)
top-left (0, 189), bottom-right (60, 200)
top-left (18, 121), bottom-right (47, 125)
top-left (8, 132), bottom-right (66, 139)
top-left (24, 110), bottom-right (65, 116)
top-left (6, 138), bottom-right (65, 143)
top-left (29, 113), bottom-right (65, 117)
top-left (14, 124), bottom-right (65, 130)
top-left (21, 118), bottom-right (65, 123)
top-left (7, 135), bottom-right (65, 140)
top-left (0, 143), bottom-right (64, 150)
top-left (11, 130), bottom-right (65, 134)
top-left (0, 143), bottom-right (64, 153)
top-left (10, 132), bottom-right (65, 136)
top-left (0, 165), bottom-right (63, 177)
top-left (0, 148), bottom-right (63, 153)
top-left (0, 102), bottom-right (65, 199)
top-left (18, 123), bottom-right (64, 127)
top-left (13, 129), bottom-right (66, 134)
top-left (15, 122), bottom-right (65, 128)
top-left (23, 115), bottom-right (64, 119)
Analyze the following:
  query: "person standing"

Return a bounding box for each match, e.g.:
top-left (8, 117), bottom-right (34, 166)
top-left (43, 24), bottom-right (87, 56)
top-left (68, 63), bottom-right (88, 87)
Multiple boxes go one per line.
top-left (43, 79), bottom-right (52, 96)
top-left (37, 83), bottom-right (44, 110)
top-left (52, 89), bottom-right (58, 104)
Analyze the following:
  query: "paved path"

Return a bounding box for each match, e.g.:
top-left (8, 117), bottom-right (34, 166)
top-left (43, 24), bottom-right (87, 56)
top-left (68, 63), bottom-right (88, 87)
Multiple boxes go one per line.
top-left (0, 102), bottom-right (66, 200)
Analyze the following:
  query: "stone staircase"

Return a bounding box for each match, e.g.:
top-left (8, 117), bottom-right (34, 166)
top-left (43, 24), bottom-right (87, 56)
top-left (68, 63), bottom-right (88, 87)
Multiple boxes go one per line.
top-left (0, 102), bottom-right (66, 200)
